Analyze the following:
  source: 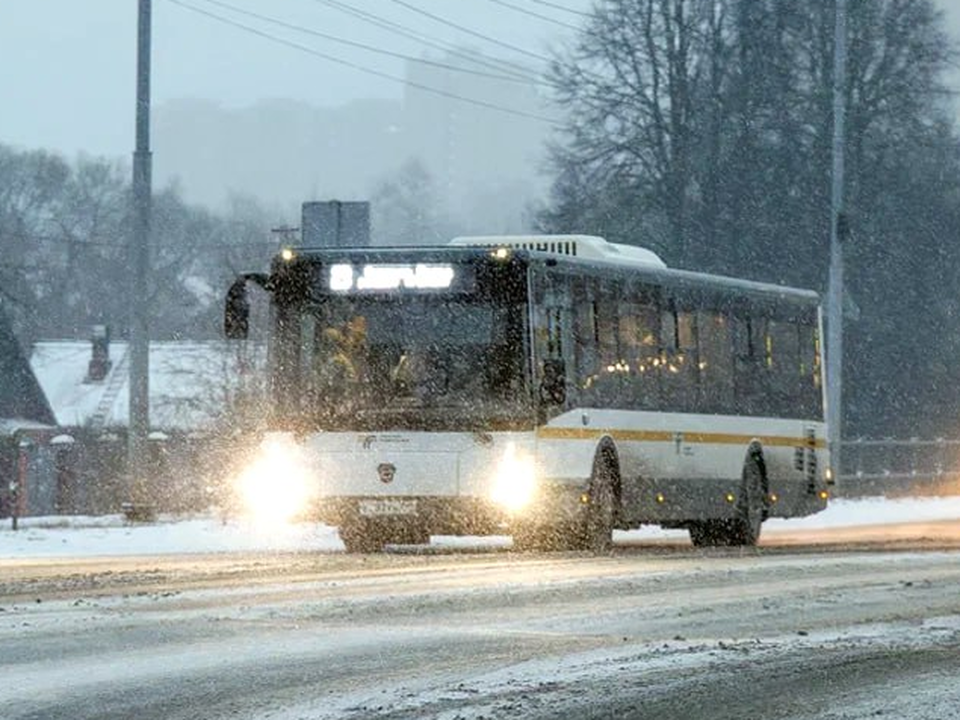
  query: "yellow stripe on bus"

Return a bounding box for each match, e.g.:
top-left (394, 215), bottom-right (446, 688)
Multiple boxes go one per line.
top-left (536, 427), bottom-right (827, 449)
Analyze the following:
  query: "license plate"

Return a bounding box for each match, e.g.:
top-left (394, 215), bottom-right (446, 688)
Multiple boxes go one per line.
top-left (358, 499), bottom-right (418, 517)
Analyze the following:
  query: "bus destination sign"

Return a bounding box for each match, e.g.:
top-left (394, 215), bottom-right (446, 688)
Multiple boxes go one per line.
top-left (329, 263), bottom-right (457, 293)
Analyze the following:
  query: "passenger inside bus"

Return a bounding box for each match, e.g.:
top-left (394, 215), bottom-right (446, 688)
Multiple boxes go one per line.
top-left (539, 358), bottom-right (567, 406)
top-left (311, 300), bottom-right (523, 412)
top-left (390, 349), bottom-right (423, 396)
top-left (315, 317), bottom-right (369, 394)
top-left (389, 345), bottom-right (449, 401)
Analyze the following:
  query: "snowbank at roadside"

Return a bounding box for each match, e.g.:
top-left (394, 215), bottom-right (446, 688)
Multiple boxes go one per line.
top-left (769, 494), bottom-right (960, 530)
top-left (1, 495), bottom-right (959, 559)
top-left (0, 513), bottom-right (338, 558)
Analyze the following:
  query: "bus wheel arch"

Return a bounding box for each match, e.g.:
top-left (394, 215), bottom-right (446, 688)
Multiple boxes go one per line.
top-left (595, 437), bottom-right (622, 518)
top-left (580, 438), bottom-right (620, 552)
top-left (732, 440), bottom-right (769, 545)
top-left (338, 518), bottom-right (385, 553)
top-left (746, 440), bottom-right (771, 515)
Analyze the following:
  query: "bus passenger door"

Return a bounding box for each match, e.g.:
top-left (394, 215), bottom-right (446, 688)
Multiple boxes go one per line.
top-left (531, 272), bottom-right (575, 419)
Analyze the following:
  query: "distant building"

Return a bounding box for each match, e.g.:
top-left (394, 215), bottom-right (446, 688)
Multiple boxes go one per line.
top-left (402, 50), bottom-right (553, 232)
top-left (152, 50), bottom-right (553, 233)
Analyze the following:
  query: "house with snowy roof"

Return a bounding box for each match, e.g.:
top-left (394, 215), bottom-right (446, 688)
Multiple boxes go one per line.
top-left (1, 306), bottom-right (59, 520)
top-left (31, 326), bottom-right (265, 432)
top-left (0, 312), bottom-right (56, 434)
top-left (25, 329), bottom-right (266, 515)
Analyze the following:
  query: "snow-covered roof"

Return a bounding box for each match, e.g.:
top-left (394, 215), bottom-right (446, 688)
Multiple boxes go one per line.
top-left (1, 306), bottom-right (57, 431)
top-left (30, 340), bottom-right (264, 431)
top-left (0, 418), bottom-right (56, 436)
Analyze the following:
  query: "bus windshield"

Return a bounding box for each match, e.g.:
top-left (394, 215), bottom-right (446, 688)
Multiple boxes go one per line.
top-left (281, 294), bottom-right (532, 430)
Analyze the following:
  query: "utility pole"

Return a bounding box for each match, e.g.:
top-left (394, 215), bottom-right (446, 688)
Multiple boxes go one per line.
top-left (129, 0), bottom-right (152, 501)
top-left (827, 0), bottom-right (848, 482)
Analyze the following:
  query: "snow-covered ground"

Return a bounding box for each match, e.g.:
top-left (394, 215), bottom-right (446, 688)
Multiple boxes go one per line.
top-left (2, 495), bottom-right (959, 559)
top-left (2, 497), bottom-right (960, 720)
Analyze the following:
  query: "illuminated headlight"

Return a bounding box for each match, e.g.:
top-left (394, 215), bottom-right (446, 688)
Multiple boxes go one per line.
top-left (490, 442), bottom-right (537, 513)
top-left (234, 435), bottom-right (315, 526)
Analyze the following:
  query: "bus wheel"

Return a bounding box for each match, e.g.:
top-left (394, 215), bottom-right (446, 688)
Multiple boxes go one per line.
top-left (338, 520), bottom-right (384, 553)
top-left (390, 524), bottom-right (430, 547)
top-left (727, 452), bottom-right (767, 546)
top-left (578, 461), bottom-right (616, 552)
top-left (512, 522), bottom-right (572, 551)
top-left (688, 521), bottom-right (724, 547)
top-left (512, 525), bottom-right (547, 551)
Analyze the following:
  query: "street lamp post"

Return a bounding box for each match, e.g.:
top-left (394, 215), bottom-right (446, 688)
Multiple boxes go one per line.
top-left (129, 0), bottom-right (152, 500)
top-left (827, 0), bottom-right (848, 481)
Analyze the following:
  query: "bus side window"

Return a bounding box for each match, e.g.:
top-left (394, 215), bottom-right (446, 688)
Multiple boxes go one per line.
top-left (659, 301), bottom-right (698, 413)
top-left (572, 279), bottom-right (598, 399)
top-left (798, 321), bottom-right (823, 418)
top-left (698, 310), bottom-right (733, 414)
top-left (620, 299), bottom-right (660, 410)
top-left (768, 319), bottom-right (801, 417)
top-left (581, 283), bottom-right (621, 407)
top-left (532, 271), bottom-right (573, 405)
top-left (733, 313), bottom-right (770, 416)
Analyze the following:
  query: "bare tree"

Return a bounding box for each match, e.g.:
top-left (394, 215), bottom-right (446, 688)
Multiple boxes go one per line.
top-left (0, 143), bottom-right (278, 345)
top-left (542, 0), bottom-right (960, 440)
top-left (0, 146), bottom-right (70, 341)
top-left (546, 0), bottom-right (730, 263)
top-left (370, 158), bottom-right (449, 246)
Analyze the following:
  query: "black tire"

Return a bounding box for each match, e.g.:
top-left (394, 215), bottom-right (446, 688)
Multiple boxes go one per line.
top-left (338, 519), bottom-right (384, 553)
top-left (512, 522), bottom-right (561, 551)
top-left (688, 520), bottom-right (725, 547)
top-left (340, 517), bottom-right (431, 552)
top-left (389, 524), bottom-right (431, 547)
top-left (724, 451), bottom-right (767, 546)
top-left (575, 457), bottom-right (616, 553)
top-left (512, 456), bottom-right (617, 553)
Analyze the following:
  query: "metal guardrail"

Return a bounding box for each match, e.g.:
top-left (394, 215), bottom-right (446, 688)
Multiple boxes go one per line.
top-left (837, 439), bottom-right (960, 496)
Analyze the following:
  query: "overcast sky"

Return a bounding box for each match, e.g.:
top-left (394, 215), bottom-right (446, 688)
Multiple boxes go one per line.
top-left (2, 0), bottom-right (960, 160)
top-left (0, 0), bottom-right (586, 158)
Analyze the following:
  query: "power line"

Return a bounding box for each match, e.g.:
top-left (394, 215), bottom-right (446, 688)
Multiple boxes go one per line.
top-left (385, 0), bottom-right (555, 64)
top-left (527, 0), bottom-right (593, 19)
top-left (380, 0), bottom-right (609, 89)
top-left (309, 0), bottom-right (542, 83)
top-left (196, 0), bottom-right (543, 85)
top-left (483, 0), bottom-right (582, 31)
top-left (166, 0), bottom-right (561, 125)
top-left (19, 233), bottom-right (281, 250)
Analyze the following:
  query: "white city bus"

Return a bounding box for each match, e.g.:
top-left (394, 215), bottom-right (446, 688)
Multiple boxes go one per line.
top-left (225, 235), bottom-right (830, 552)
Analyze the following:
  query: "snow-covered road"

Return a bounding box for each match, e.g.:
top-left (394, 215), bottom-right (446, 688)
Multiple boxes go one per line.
top-left (1, 497), bottom-right (959, 719)
top-left (3, 494), bottom-right (960, 558)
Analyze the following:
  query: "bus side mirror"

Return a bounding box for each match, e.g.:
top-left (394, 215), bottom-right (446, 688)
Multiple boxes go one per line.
top-left (540, 358), bottom-right (566, 406)
top-left (224, 279), bottom-right (250, 340)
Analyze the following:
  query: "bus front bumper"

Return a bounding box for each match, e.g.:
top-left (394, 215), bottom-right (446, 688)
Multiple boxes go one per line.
top-left (312, 496), bottom-right (509, 536)
top-left (312, 480), bottom-right (594, 537)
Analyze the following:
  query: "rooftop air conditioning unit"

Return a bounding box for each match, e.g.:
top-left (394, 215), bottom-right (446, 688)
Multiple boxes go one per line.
top-left (449, 234), bottom-right (666, 269)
